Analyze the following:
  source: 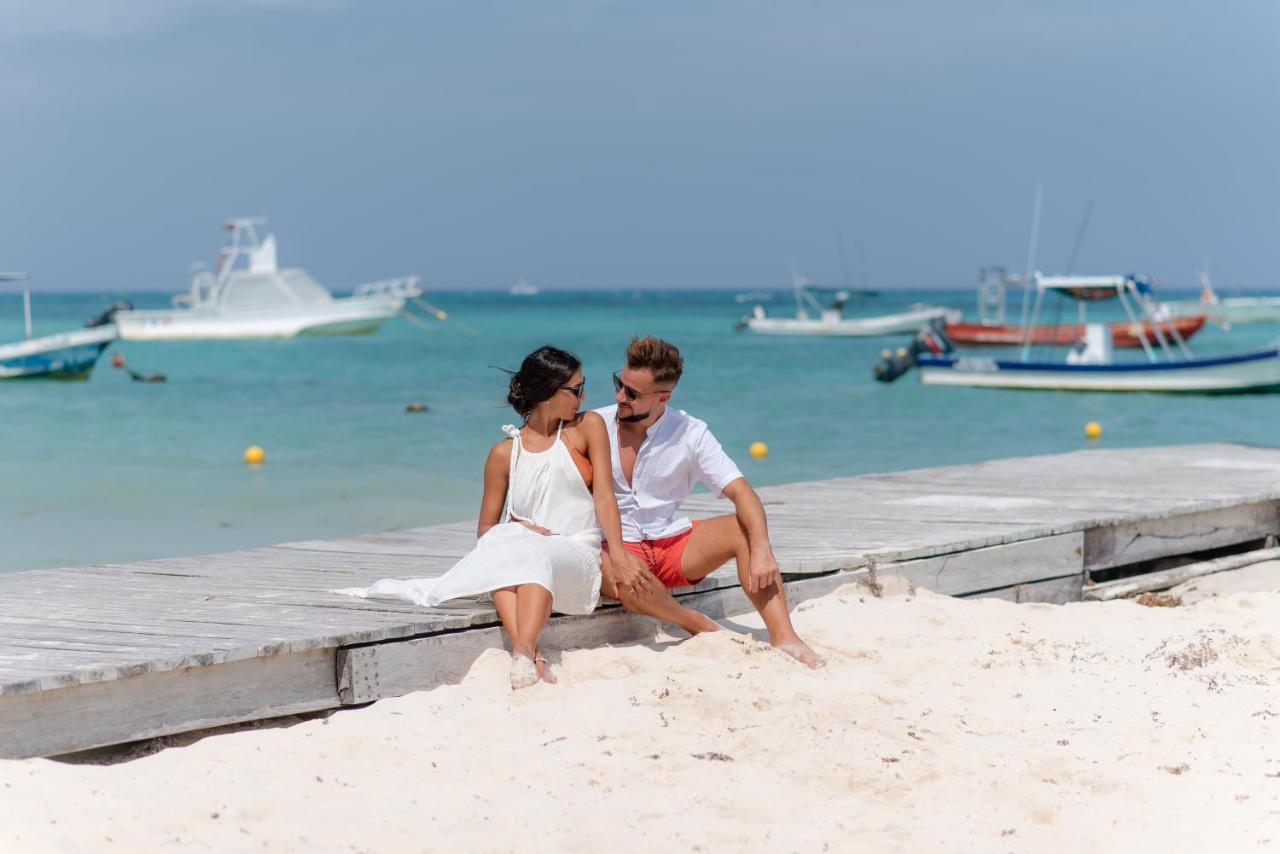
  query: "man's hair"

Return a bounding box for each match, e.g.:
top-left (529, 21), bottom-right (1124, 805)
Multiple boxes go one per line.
top-left (625, 335), bottom-right (683, 385)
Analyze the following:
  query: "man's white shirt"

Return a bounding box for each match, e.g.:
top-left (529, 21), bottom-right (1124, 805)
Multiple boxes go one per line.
top-left (595, 404), bottom-right (744, 542)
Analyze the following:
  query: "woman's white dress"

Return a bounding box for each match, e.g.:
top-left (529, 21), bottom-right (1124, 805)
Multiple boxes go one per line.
top-left (335, 424), bottom-right (602, 615)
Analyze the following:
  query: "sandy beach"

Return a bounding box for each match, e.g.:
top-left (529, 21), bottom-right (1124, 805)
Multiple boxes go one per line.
top-left (1, 576), bottom-right (1277, 853)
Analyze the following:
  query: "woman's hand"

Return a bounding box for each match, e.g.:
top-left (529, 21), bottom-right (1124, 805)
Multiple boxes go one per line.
top-left (517, 520), bottom-right (553, 536)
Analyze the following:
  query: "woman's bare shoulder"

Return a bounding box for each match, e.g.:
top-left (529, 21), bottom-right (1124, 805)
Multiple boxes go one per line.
top-left (486, 437), bottom-right (513, 465)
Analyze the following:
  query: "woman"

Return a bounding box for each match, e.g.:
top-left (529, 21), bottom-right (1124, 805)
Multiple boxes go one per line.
top-left (339, 346), bottom-right (647, 689)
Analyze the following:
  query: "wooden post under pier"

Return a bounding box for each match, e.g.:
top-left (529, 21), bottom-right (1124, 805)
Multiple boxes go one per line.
top-left (2, 442), bottom-right (1279, 759)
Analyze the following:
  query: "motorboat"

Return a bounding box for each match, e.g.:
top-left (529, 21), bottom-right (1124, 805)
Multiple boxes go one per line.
top-left (875, 274), bottom-right (1280, 394)
top-left (944, 316), bottom-right (1206, 348)
top-left (737, 267), bottom-right (957, 337)
top-left (1161, 267), bottom-right (1280, 326)
top-left (946, 265), bottom-right (1207, 348)
top-left (508, 278), bottom-right (540, 297)
top-left (0, 273), bottom-right (121, 380)
top-left (112, 218), bottom-right (423, 340)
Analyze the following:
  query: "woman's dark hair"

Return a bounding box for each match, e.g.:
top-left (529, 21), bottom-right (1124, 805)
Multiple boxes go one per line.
top-left (505, 345), bottom-right (582, 418)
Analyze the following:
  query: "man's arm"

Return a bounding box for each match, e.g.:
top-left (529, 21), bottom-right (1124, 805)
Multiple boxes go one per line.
top-left (721, 477), bottom-right (782, 594)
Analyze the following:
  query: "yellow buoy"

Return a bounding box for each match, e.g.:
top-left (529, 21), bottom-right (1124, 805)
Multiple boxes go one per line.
top-left (244, 445), bottom-right (266, 465)
top-left (1084, 421), bottom-right (1103, 441)
top-left (749, 441), bottom-right (768, 459)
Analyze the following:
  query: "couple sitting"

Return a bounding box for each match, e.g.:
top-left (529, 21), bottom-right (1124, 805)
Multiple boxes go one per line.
top-left (346, 335), bottom-right (822, 688)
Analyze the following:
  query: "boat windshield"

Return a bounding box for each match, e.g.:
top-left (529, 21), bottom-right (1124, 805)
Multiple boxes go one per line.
top-left (218, 269), bottom-right (334, 309)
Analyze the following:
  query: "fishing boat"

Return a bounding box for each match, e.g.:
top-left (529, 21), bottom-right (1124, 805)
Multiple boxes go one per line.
top-left (113, 218), bottom-right (423, 340)
top-left (737, 268), bottom-right (957, 337)
top-left (1161, 267), bottom-right (1280, 325)
top-left (0, 273), bottom-right (120, 380)
top-left (874, 274), bottom-right (1280, 394)
top-left (948, 265), bottom-right (1207, 348)
top-left (944, 315), bottom-right (1206, 348)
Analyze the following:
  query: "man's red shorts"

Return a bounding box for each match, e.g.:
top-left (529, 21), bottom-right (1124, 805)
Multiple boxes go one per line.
top-left (619, 521), bottom-right (701, 589)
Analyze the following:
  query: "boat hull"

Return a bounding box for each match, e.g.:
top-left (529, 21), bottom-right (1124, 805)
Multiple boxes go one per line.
top-left (944, 315), bottom-right (1207, 348)
top-left (917, 347), bottom-right (1280, 394)
top-left (0, 326), bottom-right (117, 380)
top-left (746, 306), bottom-right (954, 337)
top-left (113, 296), bottom-right (401, 341)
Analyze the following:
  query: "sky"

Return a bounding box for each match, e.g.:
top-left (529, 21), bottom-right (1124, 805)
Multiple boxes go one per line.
top-left (0, 0), bottom-right (1276, 292)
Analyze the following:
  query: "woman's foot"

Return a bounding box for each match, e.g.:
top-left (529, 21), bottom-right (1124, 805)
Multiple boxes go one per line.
top-left (534, 653), bottom-right (557, 685)
top-left (510, 653), bottom-right (538, 690)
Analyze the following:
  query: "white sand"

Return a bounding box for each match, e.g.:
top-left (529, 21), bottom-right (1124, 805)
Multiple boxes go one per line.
top-left (2, 580), bottom-right (1278, 852)
top-left (1169, 560), bottom-right (1280, 604)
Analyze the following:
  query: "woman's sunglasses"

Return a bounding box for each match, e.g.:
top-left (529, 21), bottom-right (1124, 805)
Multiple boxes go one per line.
top-left (559, 379), bottom-right (586, 398)
top-left (612, 371), bottom-right (668, 402)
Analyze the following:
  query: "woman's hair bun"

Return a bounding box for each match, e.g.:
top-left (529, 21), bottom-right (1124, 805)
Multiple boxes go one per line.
top-left (504, 345), bottom-right (581, 418)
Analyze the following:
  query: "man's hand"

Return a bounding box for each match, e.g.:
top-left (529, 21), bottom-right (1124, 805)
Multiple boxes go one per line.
top-left (606, 548), bottom-right (659, 602)
top-left (517, 520), bottom-right (553, 536)
top-left (746, 548), bottom-right (782, 595)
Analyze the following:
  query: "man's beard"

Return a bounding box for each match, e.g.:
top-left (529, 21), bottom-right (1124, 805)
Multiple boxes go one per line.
top-left (617, 409), bottom-right (651, 423)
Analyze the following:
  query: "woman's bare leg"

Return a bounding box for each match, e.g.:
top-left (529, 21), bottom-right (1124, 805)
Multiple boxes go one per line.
top-left (508, 584), bottom-right (553, 689)
top-left (491, 586), bottom-right (520, 648)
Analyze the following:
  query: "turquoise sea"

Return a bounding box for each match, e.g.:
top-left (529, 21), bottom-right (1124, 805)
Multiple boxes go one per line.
top-left (4, 289), bottom-right (1279, 573)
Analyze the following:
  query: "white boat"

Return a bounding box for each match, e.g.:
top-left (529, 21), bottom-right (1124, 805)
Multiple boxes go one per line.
top-left (1161, 267), bottom-right (1280, 325)
top-left (876, 274), bottom-right (1280, 394)
top-left (508, 278), bottom-right (540, 296)
top-left (113, 218), bottom-right (423, 341)
top-left (0, 273), bottom-right (119, 380)
top-left (738, 268), bottom-right (957, 337)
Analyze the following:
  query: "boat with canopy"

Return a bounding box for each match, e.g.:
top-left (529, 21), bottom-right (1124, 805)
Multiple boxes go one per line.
top-left (113, 218), bottom-right (424, 340)
top-left (943, 266), bottom-right (1207, 348)
top-left (875, 273), bottom-right (1280, 393)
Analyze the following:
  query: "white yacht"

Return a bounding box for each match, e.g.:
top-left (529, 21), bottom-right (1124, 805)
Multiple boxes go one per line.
top-left (113, 218), bottom-right (422, 340)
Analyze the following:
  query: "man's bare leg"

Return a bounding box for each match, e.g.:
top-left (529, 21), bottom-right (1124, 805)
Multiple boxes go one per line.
top-left (681, 515), bottom-right (824, 668)
top-left (600, 549), bottom-right (720, 635)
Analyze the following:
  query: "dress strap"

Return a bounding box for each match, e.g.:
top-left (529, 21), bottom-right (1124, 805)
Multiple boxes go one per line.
top-left (499, 424), bottom-right (521, 524)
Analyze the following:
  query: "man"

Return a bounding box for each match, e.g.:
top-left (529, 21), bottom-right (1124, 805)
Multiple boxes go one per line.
top-left (595, 335), bottom-right (823, 668)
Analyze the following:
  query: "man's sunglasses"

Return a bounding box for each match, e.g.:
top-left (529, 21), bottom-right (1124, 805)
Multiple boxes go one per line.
top-left (560, 379), bottom-right (586, 398)
top-left (612, 371), bottom-right (669, 402)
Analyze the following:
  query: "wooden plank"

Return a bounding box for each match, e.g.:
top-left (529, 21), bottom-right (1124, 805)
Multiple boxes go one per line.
top-left (335, 571), bottom-right (852, 705)
top-left (874, 533), bottom-right (1083, 597)
top-left (0, 647), bottom-right (338, 759)
top-left (963, 575), bottom-right (1082, 605)
top-left (1083, 501), bottom-right (1280, 572)
top-left (1082, 546), bottom-right (1280, 601)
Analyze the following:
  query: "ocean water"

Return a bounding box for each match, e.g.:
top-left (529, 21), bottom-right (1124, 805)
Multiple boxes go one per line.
top-left (3, 288), bottom-right (1279, 573)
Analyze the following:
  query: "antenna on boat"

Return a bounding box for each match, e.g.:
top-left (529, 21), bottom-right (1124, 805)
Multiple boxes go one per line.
top-left (1, 272), bottom-right (31, 339)
top-left (1016, 183), bottom-right (1044, 355)
top-left (1064, 200), bottom-right (1094, 274)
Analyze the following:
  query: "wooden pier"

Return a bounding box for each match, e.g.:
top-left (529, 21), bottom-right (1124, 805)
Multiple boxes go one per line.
top-left (3, 442), bottom-right (1279, 759)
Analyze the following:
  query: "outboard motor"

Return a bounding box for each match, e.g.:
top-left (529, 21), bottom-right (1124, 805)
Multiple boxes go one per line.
top-left (873, 320), bottom-right (954, 383)
top-left (85, 300), bottom-right (134, 328)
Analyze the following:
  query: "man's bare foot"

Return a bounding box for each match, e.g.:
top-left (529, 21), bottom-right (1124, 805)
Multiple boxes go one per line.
top-left (685, 611), bottom-right (722, 634)
top-left (774, 639), bottom-right (825, 669)
top-left (534, 653), bottom-right (557, 684)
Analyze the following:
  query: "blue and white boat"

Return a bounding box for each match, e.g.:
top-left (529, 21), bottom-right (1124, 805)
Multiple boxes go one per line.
top-left (875, 274), bottom-right (1280, 394)
top-left (0, 273), bottom-right (119, 380)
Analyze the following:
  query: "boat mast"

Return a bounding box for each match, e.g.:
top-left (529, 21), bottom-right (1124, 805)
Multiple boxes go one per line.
top-left (1017, 184), bottom-right (1044, 360)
